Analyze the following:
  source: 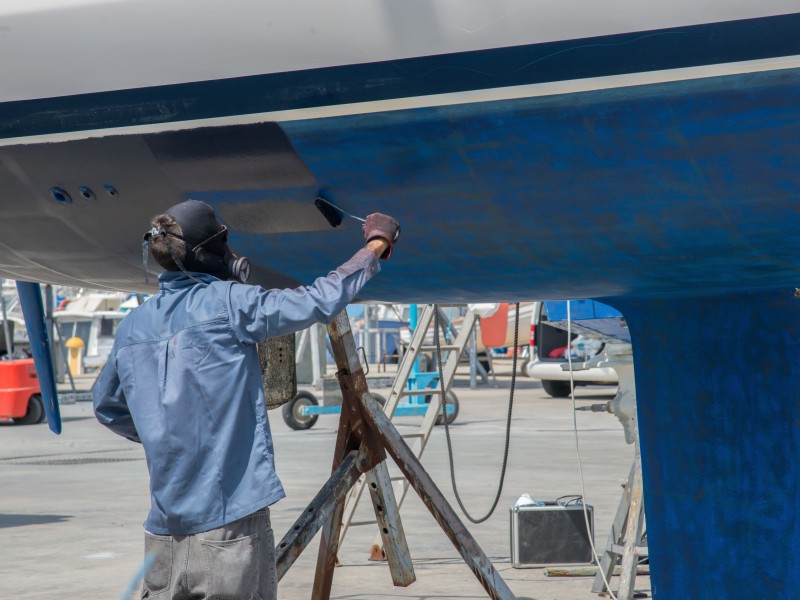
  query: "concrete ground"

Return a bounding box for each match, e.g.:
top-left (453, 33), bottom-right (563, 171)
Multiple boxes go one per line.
top-left (0, 361), bottom-right (649, 599)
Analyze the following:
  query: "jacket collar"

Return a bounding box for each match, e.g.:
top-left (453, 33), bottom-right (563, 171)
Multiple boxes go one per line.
top-left (158, 271), bottom-right (221, 290)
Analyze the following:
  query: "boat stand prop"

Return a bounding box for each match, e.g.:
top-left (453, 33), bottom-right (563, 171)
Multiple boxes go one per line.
top-left (576, 345), bottom-right (647, 600)
top-left (274, 310), bottom-right (515, 600)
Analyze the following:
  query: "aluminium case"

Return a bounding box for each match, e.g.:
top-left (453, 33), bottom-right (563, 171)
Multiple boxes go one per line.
top-left (510, 504), bottom-right (594, 567)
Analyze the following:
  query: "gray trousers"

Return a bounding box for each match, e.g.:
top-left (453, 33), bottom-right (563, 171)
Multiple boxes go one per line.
top-left (141, 508), bottom-right (277, 600)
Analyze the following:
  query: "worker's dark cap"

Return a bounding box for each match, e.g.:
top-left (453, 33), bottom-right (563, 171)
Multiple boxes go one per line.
top-left (166, 200), bottom-right (227, 254)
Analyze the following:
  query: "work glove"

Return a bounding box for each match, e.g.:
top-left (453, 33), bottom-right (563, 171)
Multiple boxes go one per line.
top-left (363, 213), bottom-right (401, 259)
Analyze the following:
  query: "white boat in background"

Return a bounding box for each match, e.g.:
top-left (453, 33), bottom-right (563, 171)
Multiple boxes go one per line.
top-left (0, 314), bottom-right (29, 357)
top-left (53, 292), bottom-right (128, 371)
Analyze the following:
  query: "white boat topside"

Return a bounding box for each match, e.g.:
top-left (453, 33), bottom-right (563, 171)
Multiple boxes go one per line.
top-left (0, 0), bottom-right (795, 102)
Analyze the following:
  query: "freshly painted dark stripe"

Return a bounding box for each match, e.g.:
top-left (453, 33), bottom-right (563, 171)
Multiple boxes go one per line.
top-left (1, 12), bottom-right (799, 140)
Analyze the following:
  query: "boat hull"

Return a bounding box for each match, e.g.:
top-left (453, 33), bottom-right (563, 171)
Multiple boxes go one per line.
top-left (1, 66), bottom-right (799, 301)
top-left (1, 5), bottom-right (799, 598)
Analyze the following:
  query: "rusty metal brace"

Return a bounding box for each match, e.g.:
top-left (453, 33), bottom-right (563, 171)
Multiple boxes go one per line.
top-left (274, 310), bottom-right (516, 600)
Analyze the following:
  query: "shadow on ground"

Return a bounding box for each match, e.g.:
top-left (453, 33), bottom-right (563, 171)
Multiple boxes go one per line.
top-left (0, 513), bottom-right (72, 529)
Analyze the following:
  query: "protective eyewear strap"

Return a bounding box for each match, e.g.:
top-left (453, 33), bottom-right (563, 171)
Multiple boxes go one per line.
top-left (164, 236), bottom-right (204, 284)
top-left (141, 226), bottom-right (203, 285)
top-left (141, 226), bottom-right (166, 285)
top-left (190, 226), bottom-right (228, 253)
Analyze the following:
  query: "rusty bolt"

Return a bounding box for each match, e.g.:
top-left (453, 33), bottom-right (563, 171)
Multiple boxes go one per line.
top-left (794, 288), bottom-right (800, 298)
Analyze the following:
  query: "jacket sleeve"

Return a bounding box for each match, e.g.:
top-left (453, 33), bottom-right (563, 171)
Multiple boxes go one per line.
top-left (92, 348), bottom-right (140, 443)
top-left (228, 248), bottom-right (381, 344)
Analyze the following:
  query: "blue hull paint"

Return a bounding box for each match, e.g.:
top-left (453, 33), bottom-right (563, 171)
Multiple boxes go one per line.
top-left (244, 70), bottom-right (799, 598)
top-left (0, 35), bottom-right (798, 599)
top-left (614, 290), bottom-right (800, 597)
top-left (220, 67), bottom-right (800, 303)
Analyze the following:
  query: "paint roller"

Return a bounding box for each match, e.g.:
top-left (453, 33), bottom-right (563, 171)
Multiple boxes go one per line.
top-left (314, 196), bottom-right (366, 227)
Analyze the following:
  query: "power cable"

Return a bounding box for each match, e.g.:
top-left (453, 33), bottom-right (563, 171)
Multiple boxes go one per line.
top-left (434, 302), bottom-right (519, 524)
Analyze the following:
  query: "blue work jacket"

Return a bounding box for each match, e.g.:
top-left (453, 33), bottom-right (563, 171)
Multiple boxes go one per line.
top-left (93, 249), bottom-right (380, 535)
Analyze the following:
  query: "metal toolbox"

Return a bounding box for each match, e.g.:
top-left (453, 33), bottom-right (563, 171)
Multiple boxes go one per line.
top-left (510, 504), bottom-right (594, 567)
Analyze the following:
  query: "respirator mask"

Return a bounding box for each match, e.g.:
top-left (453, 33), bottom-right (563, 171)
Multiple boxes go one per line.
top-left (142, 200), bottom-right (251, 284)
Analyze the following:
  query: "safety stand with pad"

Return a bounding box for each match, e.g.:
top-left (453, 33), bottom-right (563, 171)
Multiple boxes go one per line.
top-left (337, 304), bottom-right (477, 560)
top-left (581, 346), bottom-right (647, 600)
top-left (591, 451), bottom-right (647, 600)
top-left (273, 310), bottom-right (515, 600)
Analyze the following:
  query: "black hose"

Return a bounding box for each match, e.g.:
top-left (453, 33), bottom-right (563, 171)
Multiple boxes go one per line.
top-left (434, 303), bottom-right (519, 524)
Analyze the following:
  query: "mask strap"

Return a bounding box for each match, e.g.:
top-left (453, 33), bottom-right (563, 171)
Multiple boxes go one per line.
top-left (142, 240), bottom-right (151, 285)
top-left (141, 226), bottom-right (164, 285)
top-left (164, 235), bottom-right (204, 284)
top-left (154, 226), bottom-right (227, 254)
top-left (190, 226), bottom-right (228, 253)
top-left (142, 226), bottom-right (204, 285)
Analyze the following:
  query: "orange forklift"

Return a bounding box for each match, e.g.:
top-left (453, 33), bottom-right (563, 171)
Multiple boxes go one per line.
top-left (0, 358), bottom-right (45, 425)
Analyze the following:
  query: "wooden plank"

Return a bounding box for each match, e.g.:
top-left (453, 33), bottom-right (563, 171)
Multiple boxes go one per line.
top-left (312, 311), bottom-right (383, 600)
top-left (365, 460), bottom-right (416, 586)
top-left (546, 565), bottom-right (650, 578)
top-left (310, 313), bottom-right (361, 600)
top-left (357, 391), bottom-right (516, 600)
top-left (337, 307), bottom-right (437, 550)
top-left (276, 450), bottom-right (361, 581)
top-left (312, 493), bottom-right (347, 600)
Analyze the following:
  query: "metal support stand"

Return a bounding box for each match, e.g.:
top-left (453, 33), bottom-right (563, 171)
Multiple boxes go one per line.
top-left (274, 310), bottom-right (515, 600)
top-left (580, 345), bottom-right (647, 600)
top-left (44, 284), bottom-right (60, 382)
top-left (591, 451), bottom-right (647, 599)
top-left (295, 324), bottom-right (325, 390)
top-left (469, 326), bottom-right (478, 389)
top-left (310, 323), bottom-right (323, 389)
